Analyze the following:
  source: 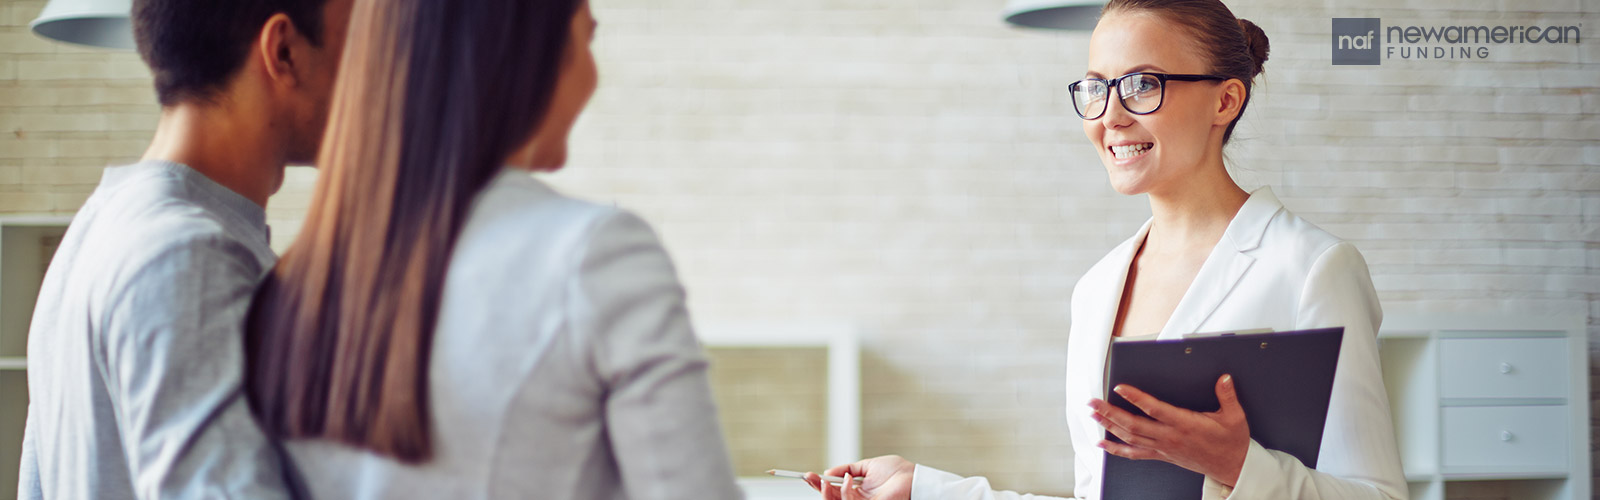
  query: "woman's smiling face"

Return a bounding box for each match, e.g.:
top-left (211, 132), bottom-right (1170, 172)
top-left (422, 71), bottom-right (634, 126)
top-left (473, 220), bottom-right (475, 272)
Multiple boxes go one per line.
top-left (1082, 11), bottom-right (1227, 197)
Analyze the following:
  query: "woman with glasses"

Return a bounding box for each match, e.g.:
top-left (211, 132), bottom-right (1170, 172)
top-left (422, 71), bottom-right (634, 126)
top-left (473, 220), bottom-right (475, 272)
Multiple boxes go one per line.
top-left (804, 0), bottom-right (1406, 499)
top-left (241, 0), bottom-right (744, 498)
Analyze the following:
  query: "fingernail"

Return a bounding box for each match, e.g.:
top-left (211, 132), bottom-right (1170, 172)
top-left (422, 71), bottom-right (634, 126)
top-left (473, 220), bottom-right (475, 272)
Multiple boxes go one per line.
top-left (1113, 385), bottom-right (1126, 394)
top-left (1222, 374), bottom-right (1233, 385)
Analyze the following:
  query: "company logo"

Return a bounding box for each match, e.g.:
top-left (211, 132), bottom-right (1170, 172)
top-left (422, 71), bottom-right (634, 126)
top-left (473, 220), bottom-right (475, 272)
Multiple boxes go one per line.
top-left (1332, 18), bottom-right (1581, 65)
top-left (1332, 18), bottom-right (1381, 65)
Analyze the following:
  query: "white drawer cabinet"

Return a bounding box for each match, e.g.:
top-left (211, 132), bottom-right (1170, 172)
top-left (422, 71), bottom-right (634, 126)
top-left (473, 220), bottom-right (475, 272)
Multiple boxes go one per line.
top-left (1379, 315), bottom-right (1589, 500)
top-left (1440, 405), bottom-right (1567, 471)
top-left (1438, 338), bottom-right (1568, 400)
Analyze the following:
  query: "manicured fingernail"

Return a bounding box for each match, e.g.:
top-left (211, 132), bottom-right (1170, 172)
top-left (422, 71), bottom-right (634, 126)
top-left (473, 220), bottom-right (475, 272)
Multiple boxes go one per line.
top-left (1113, 385), bottom-right (1126, 394)
top-left (1222, 374), bottom-right (1233, 385)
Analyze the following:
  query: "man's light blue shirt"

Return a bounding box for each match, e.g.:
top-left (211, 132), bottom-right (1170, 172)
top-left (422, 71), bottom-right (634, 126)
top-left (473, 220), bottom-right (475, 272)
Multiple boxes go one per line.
top-left (18, 160), bottom-right (291, 499)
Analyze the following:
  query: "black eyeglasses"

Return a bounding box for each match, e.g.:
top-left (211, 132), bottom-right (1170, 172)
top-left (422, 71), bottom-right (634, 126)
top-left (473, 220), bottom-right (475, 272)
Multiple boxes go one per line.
top-left (1069, 72), bottom-right (1228, 120)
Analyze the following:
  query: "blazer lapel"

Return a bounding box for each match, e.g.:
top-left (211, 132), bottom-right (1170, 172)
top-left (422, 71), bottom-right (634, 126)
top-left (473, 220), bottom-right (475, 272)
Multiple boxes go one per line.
top-left (1160, 239), bottom-right (1254, 337)
top-left (1075, 219), bottom-right (1152, 396)
top-left (1158, 187), bottom-right (1283, 338)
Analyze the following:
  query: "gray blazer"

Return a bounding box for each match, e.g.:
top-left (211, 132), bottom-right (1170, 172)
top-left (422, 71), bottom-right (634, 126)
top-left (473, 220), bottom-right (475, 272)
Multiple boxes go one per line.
top-left (283, 170), bottom-right (744, 500)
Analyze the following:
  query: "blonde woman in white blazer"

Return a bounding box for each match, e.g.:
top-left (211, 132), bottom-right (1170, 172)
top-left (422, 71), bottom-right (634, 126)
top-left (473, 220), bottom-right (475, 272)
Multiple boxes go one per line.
top-left (803, 0), bottom-right (1406, 499)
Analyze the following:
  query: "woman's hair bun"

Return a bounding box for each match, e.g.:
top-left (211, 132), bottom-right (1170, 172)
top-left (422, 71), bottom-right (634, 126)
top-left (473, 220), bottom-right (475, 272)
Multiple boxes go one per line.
top-left (1237, 18), bottom-right (1270, 76)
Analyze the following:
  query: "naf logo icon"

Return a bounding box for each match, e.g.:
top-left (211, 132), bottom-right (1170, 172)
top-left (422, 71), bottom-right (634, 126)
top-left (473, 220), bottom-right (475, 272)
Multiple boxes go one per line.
top-left (1332, 18), bottom-right (1382, 65)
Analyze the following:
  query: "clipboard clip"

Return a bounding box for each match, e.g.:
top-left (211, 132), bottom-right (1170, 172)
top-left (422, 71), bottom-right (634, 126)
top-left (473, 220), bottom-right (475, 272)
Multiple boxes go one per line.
top-left (1182, 327), bottom-right (1275, 339)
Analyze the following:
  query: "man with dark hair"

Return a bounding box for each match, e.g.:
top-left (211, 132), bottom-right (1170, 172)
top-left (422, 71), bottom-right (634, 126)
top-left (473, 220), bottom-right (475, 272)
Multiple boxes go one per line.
top-left (18, 0), bottom-right (352, 497)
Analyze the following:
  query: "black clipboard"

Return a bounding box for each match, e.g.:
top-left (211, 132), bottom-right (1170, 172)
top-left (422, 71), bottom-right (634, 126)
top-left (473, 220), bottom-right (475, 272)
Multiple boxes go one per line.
top-left (1099, 327), bottom-right (1344, 500)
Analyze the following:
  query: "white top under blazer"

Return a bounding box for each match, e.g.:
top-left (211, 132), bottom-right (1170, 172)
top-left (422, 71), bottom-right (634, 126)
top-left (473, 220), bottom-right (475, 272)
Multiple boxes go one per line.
top-left (911, 187), bottom-right (1407, 500)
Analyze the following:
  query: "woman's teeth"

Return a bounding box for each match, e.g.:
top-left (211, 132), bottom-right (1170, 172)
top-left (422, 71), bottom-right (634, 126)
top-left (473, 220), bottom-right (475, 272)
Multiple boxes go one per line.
top-left (1111, 143), bottom-right (1152, 160)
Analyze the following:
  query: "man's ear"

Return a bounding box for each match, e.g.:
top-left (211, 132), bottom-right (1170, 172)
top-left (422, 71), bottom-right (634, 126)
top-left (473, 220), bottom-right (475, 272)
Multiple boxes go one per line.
top-left (1213, 79), bottom-right (1247, 127)
top-left (257, 13), bottom-right (303, 89)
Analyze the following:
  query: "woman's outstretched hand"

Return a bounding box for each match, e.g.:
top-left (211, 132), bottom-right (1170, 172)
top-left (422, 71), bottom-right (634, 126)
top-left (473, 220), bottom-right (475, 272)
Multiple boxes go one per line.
top-left (1088, 374), bottom-right (1251, 487)
top-left (801, 455), bottom-right (916, 500)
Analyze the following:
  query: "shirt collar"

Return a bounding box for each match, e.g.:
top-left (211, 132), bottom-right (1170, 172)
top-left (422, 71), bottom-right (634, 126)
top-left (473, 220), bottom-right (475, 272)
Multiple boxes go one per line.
top-left (112, 159), bottom-right (272, 247)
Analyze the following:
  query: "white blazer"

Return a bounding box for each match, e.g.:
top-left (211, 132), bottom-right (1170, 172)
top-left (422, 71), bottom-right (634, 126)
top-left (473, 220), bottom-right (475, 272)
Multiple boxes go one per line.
top-left (912, 187), bottom-right (1407, 500)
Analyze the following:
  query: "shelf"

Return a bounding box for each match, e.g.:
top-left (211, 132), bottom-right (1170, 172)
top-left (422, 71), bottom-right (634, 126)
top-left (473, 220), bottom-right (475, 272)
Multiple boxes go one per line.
top-left (2, 220), bottom-right (70, 359)
top-left (737, 477), bottom-right (833, 500)
top-left (1440, 468), bottom-right (1571, 481)
top-left (1377, 329), bottom-right (1433, 339)
top-left (1438, 398), bottom-right (1564, 407)
top-left (1404, 471), bottom-right (1437, 482)
top-left (1381, 314), bottom-right (1581, 333)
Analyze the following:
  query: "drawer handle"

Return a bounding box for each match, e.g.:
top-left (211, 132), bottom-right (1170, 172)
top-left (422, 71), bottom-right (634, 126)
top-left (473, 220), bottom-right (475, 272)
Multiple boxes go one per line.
top-left (1498, 362), bottom-right (1513, 374)
top-left (1500, 430), bottom-right (1514, 442)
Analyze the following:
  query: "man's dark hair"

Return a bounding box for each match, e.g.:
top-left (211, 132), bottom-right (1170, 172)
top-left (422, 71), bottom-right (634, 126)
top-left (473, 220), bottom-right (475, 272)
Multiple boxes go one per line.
top-left (132, 0), bottom-right (329, 106)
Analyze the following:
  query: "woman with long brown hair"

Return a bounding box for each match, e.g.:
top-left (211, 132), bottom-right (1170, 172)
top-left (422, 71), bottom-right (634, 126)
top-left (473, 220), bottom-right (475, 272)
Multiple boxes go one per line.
top-left (242, 0), bottom-right (743, 498)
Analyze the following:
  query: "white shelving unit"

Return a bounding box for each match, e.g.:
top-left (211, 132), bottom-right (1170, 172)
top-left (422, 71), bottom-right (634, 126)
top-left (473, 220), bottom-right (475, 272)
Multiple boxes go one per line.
top-left (0, 216), bottom-right (71, 500)
top-left (1378, 313), bottom-right (1590, 500)
top-left (698, 322), bottom-right (860, 500)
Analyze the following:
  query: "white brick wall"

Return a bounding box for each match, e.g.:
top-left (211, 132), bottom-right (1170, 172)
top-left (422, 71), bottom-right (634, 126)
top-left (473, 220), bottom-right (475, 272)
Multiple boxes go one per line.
top-left (1, 0), bottom-right (1596, 497)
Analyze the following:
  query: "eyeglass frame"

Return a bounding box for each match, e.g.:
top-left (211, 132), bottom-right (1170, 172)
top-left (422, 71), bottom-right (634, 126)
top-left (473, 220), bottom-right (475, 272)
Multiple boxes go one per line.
top-left (1068, 72), bottom-right (1230, 120)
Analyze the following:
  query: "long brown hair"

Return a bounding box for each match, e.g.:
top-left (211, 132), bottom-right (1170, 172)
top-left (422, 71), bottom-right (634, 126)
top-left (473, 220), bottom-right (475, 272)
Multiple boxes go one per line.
top-left (1103, 0), bottom-right (1270, 144)
top-left (245, 0), bottom-right (582, 462)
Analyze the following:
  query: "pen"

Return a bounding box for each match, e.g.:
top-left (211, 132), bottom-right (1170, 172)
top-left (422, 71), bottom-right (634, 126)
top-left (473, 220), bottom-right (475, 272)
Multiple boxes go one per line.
top-left (767, 469), bottom-right (865, 485)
